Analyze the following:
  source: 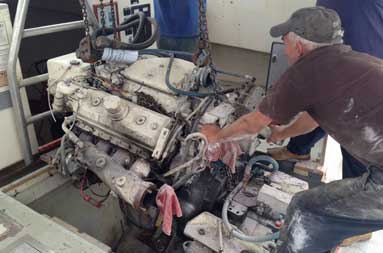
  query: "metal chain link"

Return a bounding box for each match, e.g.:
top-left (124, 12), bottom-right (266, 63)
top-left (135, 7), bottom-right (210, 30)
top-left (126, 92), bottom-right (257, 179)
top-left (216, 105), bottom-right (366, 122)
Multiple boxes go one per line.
top-left (197, 0), bottom-right (211, 62)
top-left (109, 0), bottom-right (117, 39)
top-left (79, 0), bottom-right (97, 74)
top-left (99, 0), bottom-right (106, 30)
top-left (80, 0), bottom-right (90, 36)
top-left (197, 0), bottom-right (217, 86)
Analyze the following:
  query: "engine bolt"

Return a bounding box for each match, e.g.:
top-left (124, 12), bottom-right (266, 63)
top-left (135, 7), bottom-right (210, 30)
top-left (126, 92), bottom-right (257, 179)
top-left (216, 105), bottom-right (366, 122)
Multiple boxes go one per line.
top-left (76, 88), bottom-right (87, 99)
top-left (95, 157), bottom-right (107, 168)
top-left (198, 228), bottom-right (206, 235)
top-left (115, 176), bottom-right (126, 187)
top-left (150, 122), bottom-right (159, 130)
top-left (70, 59), bottom-right (81, 65)
top-left (135, 116), bottom-right (146, 125)
top-left (92, 97), bottom-right (101, 106)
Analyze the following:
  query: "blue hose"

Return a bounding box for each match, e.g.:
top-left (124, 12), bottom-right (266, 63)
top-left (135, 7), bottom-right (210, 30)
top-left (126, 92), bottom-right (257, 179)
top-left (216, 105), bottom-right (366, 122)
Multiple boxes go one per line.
top-left (222, 156), bottom-right (281, 243)
top-left (222, 182), bottom-right (280, 242)
top-left (165, 56), bottom-right (216, 97)
top-left (247, 155), bottom-right (279, 173)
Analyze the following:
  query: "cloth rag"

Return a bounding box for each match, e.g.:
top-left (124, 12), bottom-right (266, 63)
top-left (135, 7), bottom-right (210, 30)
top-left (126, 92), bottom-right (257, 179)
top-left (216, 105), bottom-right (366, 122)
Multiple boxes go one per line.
top-left (205, 142), bottom-right (242, 173)
top-left (156, 184), bottom-right (183, 236)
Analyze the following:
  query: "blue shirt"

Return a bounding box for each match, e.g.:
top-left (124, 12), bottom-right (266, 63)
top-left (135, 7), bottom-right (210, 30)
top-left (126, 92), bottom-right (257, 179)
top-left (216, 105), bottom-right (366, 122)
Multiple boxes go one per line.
top-left (316, 0), bottom-right (383, 58)
top-left (154, 0), bottom-right (203, 38)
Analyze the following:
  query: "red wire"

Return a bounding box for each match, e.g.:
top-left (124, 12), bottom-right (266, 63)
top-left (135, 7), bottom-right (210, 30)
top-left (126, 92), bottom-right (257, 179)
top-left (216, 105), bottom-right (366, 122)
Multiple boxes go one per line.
top-left (80, 176), bottom-right (104, 208)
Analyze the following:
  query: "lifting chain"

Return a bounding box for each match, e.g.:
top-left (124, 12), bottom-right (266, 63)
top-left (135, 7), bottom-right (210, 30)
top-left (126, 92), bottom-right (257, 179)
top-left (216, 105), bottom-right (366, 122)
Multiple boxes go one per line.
top-left (195, 0), bottom-right (217, 86)
top-left (80, 0), bottom-right (90, 37)
top-left (78, 0), bottom-right (119, 73)
top-left (79, 0), bottom-right (97, 73)
top-left (197, 0), bottom-right (211, 64)
top-left (100, 0), bottom-right (117, 39)
top-left (99, 0), bottom-right (106, 30)
top-left (110, 0), bottom-right (117, 39)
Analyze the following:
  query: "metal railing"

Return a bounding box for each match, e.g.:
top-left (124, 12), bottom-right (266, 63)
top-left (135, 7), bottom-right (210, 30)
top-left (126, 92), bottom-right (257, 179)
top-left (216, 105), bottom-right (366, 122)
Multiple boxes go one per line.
top-left (7, 0), bottom-right (98, 165)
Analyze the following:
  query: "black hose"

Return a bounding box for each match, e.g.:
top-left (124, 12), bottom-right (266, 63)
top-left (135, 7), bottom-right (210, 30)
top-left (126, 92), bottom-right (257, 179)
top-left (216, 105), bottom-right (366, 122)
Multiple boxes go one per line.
top-left (94, 13), bottom-right (158, 51)
top-left (123, 18), bottom-right (158, 50)
top-left (129, 12), bottom-right (145, 43)
top-left (139, 49), bottom-right (194, 62)
top-left (95, 20), bottom-right (139, 37)
top-left (95, 12), bottom-right (143, 39)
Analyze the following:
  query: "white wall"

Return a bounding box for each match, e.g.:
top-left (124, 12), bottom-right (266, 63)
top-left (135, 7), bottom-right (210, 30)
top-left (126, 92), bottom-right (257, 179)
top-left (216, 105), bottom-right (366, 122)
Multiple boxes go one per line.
top-left (207, 0), bottom-right (316, 52)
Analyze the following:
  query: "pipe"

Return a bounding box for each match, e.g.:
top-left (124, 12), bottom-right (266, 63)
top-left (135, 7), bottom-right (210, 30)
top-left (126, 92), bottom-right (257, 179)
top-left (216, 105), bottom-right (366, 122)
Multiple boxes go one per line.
top-left (23, 20), bottom-right (84, 38)
top-left (7, 0), bottom-right (33, 165)
top-left (38, 138), bottom-right (62, 153)
top-left (19, 73), bottom-right (49, 87)
top-left (80, 142), bottom-right (156, 209)
top-left (62, 116), bottom-right (83, 149)
top-left (163, 133), bottom-right (208, 177)
top-left (222, 182), bottom-right (280, 242)
top-left (26, 110), bottom-right (57, 125)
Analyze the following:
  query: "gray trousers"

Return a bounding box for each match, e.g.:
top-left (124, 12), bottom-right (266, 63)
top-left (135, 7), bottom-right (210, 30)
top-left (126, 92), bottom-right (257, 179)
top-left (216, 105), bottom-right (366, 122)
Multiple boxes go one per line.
top-left (277, 167), bottom-right (383, 253)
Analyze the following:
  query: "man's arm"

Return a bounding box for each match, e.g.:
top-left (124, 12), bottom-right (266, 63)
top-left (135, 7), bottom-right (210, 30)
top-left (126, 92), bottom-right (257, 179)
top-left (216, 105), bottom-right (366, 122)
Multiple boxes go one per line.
top-left (268, 111), bottom-right (319, 143)
top-left (201, 111), bottom-right (272, 143)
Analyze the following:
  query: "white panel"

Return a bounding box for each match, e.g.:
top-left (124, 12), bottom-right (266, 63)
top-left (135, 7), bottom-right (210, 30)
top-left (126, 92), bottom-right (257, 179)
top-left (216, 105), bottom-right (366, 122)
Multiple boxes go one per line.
top-left (0, 109), bottom-right (24, 168)
top-left (207, 0), bottom-right (316, 52)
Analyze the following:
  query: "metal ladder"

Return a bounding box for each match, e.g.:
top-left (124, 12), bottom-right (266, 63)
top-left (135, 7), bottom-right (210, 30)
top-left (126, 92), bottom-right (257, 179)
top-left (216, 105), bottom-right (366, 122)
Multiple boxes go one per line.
top-left (7, 0), bottom-right (98, 165)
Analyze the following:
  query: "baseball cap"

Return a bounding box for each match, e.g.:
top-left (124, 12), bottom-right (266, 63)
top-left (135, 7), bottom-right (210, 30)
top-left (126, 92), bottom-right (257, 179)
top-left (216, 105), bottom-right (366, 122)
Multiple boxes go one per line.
top-left (270, 7), bottom-right (343, 43)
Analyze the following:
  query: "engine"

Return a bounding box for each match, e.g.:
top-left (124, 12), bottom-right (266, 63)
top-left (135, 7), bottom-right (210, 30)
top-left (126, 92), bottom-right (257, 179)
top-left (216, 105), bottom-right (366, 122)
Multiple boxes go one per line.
top-left (47, 52), bottom-right (306, 253)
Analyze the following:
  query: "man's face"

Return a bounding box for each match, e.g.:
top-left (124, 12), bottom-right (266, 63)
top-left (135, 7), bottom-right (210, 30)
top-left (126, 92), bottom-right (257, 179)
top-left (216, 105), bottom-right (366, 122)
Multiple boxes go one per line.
top-left (282, 33), bottom-right (301, 65)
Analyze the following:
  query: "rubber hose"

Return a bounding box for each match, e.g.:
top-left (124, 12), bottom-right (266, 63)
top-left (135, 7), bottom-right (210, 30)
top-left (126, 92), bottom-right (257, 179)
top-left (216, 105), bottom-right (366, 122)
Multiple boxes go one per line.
top-left (247, 155), bottom-right (279, 173)
top-left (95, 13), bottom-right (144, 40)
top-left (139, 49), bottom-right (194, 62)
top-left (94, 15), bottom-right (158, 51)
top-left (222, 182), bottom-right (280, 242)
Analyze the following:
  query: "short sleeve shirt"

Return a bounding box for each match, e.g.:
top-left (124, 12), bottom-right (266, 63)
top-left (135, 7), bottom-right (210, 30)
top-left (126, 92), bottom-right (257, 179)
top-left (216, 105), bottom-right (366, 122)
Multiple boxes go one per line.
top-left (259, 45), bottom-right (383, 167)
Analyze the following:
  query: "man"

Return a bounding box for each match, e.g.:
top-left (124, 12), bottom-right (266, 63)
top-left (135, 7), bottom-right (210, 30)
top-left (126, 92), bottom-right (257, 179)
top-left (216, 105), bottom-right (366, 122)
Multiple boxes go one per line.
top-left (201, 7), bottom-right (383, 253)
top-left (269, 0), bottom-right (383, 179)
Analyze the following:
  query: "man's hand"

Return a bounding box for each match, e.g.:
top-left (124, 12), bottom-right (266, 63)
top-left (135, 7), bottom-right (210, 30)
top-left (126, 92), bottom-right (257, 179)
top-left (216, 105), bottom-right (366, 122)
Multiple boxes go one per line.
top-left (200, 111), bottom-right (273, 144)
top-left (267, 124), bottom-right (286, 143)
top-left (200, 124), bottom-right (221, 144)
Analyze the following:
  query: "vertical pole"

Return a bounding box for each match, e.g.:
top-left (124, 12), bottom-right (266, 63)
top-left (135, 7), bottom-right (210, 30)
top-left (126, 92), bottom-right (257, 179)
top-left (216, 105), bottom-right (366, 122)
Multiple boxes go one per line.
top-left (7, 0), bottom-right (33, 165)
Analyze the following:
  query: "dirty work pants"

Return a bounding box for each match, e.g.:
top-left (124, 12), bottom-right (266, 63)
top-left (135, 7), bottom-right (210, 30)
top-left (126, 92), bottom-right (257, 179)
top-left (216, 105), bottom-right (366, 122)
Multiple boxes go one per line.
top-left (287, 127), bottom-right (368, 179)
top-left (277, 167), bottom-right (383, 253)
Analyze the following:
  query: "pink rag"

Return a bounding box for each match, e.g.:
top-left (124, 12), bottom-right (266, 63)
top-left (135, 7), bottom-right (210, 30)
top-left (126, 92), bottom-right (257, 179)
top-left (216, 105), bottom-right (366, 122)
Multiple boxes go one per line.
top-left (156, 184), bottom-right (183, 236)
top-left (205, 142), bottom-right (242, 173)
